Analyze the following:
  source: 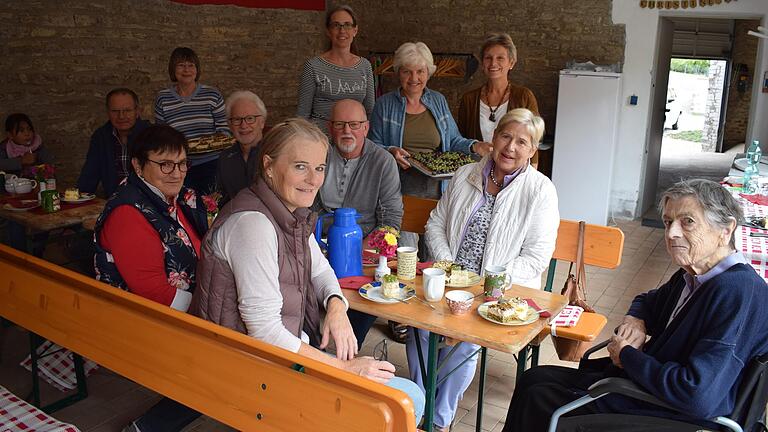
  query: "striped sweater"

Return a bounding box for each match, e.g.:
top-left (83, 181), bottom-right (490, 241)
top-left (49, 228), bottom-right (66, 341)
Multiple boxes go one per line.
top-left (296, 56), bottom-right (374, 130)
top-left (154, 84), bottom-right (229, 140)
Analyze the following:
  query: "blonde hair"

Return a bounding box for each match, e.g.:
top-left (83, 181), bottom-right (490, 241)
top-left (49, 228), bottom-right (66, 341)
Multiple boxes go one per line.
top-left (481, 32), bottom-right (517, 62)
top-left (393, 42), bottom-right (437, 76)
top-left (255, 118), bottom-right (329, 179)
top-left (495, 108), bottom-right (545, 147)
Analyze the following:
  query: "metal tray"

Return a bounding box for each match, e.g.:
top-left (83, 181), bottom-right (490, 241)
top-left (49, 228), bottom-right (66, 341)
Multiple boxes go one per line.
top-left (408, 157), bottom-right (455, 179)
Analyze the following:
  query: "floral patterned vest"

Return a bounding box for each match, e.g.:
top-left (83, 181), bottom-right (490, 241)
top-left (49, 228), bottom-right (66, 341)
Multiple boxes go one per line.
top-left (93, 173), bottom-right (208, 295)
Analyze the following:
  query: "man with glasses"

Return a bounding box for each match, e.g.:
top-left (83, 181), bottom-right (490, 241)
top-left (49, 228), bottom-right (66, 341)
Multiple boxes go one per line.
top-left (314, 99), bottom-right (403, 347)
top-left (216, 91), bottom-right (266, 202)
top-left (77, 88), bottom-right (150, 197)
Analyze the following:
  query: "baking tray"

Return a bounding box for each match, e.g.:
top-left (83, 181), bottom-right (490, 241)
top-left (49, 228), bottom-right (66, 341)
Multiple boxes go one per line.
top-left (408, 157), bottom-right (455, 179)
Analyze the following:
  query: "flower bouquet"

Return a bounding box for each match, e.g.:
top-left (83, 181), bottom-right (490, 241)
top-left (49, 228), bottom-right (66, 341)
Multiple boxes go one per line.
top-left (368, 226), bottom-right (399, 281)
top-left (202, 191), bottom-right (222, 226)
top-left (22, 163), bottom-right (55, 183)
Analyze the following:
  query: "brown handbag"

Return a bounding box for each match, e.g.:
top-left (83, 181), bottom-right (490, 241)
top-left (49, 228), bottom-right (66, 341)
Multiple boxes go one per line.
top-left (552, 221), bottom-right (596, 361)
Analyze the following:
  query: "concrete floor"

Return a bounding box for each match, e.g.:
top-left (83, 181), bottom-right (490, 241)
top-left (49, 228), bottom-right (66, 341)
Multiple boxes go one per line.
top-left (0, 220), bottom-right (677, 431)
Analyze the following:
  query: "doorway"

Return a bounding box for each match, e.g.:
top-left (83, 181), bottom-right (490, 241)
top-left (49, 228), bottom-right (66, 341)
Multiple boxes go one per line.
top-left (641, 17), bottom-right (738, 227)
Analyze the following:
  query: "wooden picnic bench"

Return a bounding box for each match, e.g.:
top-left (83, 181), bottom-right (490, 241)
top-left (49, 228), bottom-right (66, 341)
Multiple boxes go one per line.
top-left (0, 244), bottom-right (418, 431)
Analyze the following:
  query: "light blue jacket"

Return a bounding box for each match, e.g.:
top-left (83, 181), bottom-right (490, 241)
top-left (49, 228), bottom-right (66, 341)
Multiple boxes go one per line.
top-left (369, 88), bottom-right (475, 153)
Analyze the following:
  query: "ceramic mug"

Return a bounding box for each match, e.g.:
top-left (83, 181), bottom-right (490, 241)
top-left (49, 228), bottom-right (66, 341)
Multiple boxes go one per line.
top-left (483, 265), bottom-right (512, 301)
top-left (396, 246), bottom-right (418, 280)
top-left (422, 268), bottom-right (446, 302)
top-left (6, 178), bottom-right (37, 194)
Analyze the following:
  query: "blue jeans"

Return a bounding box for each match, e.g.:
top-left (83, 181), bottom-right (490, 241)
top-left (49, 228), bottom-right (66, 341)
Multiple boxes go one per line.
top-left (387, 376), bottom-right (426, 424)
top-left (406, 328), bottom-right (479, 428)
top-left (347, 309), bottom-right (378, 349)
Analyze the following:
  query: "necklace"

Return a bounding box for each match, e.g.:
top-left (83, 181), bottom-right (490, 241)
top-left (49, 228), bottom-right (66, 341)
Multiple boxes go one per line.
top-left (484, 83), bottom-right (510, 122)
top-left (489, 163), bottom-right (504, 188)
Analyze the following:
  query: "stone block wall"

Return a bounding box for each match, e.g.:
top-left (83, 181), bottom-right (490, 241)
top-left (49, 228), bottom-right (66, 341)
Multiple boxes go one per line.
top-left (0, 0), bottom-right (624, 187)
top-left (722, 19), bottom-right (759, 153)
top-left (703, 61), bottom-right (725, 152)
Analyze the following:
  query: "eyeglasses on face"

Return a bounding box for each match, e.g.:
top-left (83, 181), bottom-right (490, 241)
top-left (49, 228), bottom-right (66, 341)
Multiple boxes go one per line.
top-left (147, 159), bottom-right (190, 174)
top-left (109, 108), bottom-right (136, 116)
top-left (330, 120), bottom-right (367, 130)
top-left (329, 22), bottom-right (355, 31)
top-left (229, 115), bottom-right (263, 126)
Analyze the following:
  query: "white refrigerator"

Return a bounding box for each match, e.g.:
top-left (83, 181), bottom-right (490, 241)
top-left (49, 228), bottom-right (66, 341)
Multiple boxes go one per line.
top-left (551, 70), bottom-right (622, 226)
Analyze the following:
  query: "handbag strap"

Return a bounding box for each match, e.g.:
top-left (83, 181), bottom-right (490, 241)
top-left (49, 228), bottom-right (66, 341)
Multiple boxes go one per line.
top-left (574, 221), bottom-right (586, 280)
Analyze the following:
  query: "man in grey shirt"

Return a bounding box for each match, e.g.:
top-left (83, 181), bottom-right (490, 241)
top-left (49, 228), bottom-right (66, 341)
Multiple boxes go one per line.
top-left (314, 99), bottom-right (404, 347)
top-left (316, 99), bottom-right (403, 241)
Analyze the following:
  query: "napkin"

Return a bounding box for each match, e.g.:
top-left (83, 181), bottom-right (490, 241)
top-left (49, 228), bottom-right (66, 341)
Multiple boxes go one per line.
top-left (338, 276), bottom-right (374, 290)
top-left (740, 193), bottom-right (768, 206)
top-left (525, 299), bottom-right (551, 318)
top-left (550, 305), bottom-right (583, 327)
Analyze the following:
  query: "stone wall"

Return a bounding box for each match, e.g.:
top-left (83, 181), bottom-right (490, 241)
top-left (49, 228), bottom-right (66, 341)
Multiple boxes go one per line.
top-left (722, 19), bottom-right (760, 153)
top-left (702, 61), bottom-right (725, 152)
top-left (0, 0), bottom-right (624, 187)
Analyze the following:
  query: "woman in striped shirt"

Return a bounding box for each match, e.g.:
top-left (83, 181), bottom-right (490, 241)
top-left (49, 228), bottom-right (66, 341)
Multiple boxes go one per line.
top-left (296, 5), bottom-right (374, 131)
top-left (155, 47), bottom-right (229, 194)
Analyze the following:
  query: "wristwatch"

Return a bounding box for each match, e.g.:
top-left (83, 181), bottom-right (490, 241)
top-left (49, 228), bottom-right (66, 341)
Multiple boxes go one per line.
top-left (469, 141), bottom-right (477, 154)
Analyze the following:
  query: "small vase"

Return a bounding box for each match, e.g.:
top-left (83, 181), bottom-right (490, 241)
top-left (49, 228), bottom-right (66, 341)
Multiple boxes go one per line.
top-left (374, 254), bottom-right (391, 282)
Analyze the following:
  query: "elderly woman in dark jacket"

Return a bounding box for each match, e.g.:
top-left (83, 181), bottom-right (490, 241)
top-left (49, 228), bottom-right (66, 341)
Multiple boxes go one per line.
top-left (94, 124), bottom-right (208, 432)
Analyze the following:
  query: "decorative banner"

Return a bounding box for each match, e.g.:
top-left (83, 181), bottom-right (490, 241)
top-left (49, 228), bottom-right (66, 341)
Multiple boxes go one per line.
top-left (640, 0), bottom-right (734, 7)
top-left (170, 0), bottom-right (324, 11)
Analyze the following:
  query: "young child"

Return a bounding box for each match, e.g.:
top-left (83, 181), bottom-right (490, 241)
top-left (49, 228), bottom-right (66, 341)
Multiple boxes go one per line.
top-left (1, 113), bottom-right (53, 172)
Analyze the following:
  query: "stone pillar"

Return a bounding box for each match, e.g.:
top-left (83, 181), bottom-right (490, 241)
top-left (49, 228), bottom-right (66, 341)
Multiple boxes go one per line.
top-left (702, 62), bottom-right (725, 152)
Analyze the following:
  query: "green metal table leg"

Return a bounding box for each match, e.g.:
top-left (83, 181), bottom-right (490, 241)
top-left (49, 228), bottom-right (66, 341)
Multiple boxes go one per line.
top-left (29, 332), bottom-right (42, 407)
top-left (423, 332), bottom-right (439, 432)
top-left (531, 344), bottom-right (540, 368)
top-left (476, 347), bottom-right (488, 432)
top-left (516, 345), bottom-right (529, 379)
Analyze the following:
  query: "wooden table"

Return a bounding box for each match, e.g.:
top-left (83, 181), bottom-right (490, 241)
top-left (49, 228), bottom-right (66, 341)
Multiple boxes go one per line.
top-left (0, 193), bottom-right (105, 255)
top-left (345, 274), bottom-right (568, 432)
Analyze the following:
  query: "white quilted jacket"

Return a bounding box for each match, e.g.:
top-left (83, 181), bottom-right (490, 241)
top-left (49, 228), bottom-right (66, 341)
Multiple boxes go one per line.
top-left (425, 157), bottom-right (559, 289)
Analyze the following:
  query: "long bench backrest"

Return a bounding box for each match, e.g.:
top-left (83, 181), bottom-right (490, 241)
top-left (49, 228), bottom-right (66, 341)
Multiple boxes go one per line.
top-left (0, 245), bottom-right (416, 432)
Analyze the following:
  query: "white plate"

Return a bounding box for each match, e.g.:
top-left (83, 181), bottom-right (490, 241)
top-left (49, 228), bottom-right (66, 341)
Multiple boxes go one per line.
top-left (358, 282), bottom-right (415, 304)
top-left (3, 202), bottom-right (39, 212)
top-left (61, 193), bottom-right (96, 203)
top-left (477, 301), bottom-right (539, 326)
top-left (445, 271), bottom-right (482, 288)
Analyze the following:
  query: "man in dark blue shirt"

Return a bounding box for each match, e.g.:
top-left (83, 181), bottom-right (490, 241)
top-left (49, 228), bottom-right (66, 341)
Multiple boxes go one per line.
top-left (77, 88), bottom-right (150, 197)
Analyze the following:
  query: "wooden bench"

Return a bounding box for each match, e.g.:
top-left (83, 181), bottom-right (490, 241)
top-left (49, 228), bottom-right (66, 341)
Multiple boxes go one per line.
top-left (0, 244), bottom-right (418, 431)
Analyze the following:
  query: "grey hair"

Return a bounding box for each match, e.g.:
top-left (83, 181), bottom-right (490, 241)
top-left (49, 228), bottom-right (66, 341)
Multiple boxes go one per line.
top-left (225, 90), bottom-right (267, 119)
top-left (481, 32), bottom-right (518, 63)
top-left (659, 179), bottom-right (743, 248)
top-left (393, 42), bottom-right (437, 77)
top-left (494, 108), bottom-right (545, 147)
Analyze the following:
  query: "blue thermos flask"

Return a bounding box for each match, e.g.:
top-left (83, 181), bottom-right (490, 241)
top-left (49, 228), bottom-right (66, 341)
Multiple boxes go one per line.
top-left (314, 208), bottom-right (363, 278)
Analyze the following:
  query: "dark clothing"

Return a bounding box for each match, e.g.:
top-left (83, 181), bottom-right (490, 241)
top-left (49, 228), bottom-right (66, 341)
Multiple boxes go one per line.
top-left (77, 119), bottom-right (151, 197)
top-left (93, 172), bottom-right (208, 295)
top-left (215, 143), bottom-right (258, 203)
top-left (503, 263), bottom-right (768, 431)
top-left (192, 178), bottom-right (324, 347)
top-left (0, 140), bottom-right (54, 173)
top-left (183, 159), bottom-right (217, 196)
top-left (134, 397), bottom-right (200, 432)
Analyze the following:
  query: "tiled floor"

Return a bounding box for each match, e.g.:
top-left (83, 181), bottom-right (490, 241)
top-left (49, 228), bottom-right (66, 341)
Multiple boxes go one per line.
top-left (0, 219), bottom-right (674, 431)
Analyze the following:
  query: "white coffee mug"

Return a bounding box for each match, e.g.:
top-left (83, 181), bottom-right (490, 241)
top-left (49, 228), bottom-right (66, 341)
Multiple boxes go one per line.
top-left (422, 268), bottom-right (446, 302)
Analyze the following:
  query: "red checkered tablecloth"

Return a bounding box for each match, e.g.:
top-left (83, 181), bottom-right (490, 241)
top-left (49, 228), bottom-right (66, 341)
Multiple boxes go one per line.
top-left (0, 385), bottom-right (80, 432)
top-left (732, 191), bottom-right (768, 281)
top-left (20, 341), bottom-right (98, 392)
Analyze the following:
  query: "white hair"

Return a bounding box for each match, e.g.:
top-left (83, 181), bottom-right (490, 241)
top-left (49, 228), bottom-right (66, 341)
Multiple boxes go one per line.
top-left (495, 108), bottom-right (545, 147)
top-left (225, 90), bottom-right (267, 119)
top-left (393, 42), bottom-right (437, 77)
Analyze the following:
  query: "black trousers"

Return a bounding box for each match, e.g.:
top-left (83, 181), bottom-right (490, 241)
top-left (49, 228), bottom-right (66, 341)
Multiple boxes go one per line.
top-left (502, 365), bottom-right (602, 432)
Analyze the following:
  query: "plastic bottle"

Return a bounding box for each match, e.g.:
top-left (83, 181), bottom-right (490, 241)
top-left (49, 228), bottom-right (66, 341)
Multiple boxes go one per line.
top-left (744, 140), bottom-right (762, 194)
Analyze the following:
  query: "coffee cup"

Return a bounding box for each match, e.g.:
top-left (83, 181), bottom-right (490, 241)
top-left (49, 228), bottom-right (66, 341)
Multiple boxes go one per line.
top-left (422, 268), bottom-right (446, 302)
top-left (6, 177), bottom-right (37, 194)
top-left (396, 246), bottom-right (418, 280)
top-left (445, 290), bottom-right (474, 315)
top-left (483, 265), bottom-right (512, 301)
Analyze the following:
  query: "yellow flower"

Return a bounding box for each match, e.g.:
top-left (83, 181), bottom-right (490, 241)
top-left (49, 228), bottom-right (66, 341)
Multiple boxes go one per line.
top-left (384, 233), bottom-right (397, 246)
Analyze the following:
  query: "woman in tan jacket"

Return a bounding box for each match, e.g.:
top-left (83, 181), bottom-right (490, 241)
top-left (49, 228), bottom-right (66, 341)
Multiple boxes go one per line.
top-left (458, 33), bottom-right (539, 164)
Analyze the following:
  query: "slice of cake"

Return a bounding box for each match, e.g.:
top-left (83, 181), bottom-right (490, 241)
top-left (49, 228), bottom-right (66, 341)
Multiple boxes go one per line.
top-left (381, 274), bottom-right (401, 299)
top-left (449, 269), bottom-right (473, 285)
top-left (64, 188), bottom-right (80, 200)
top-left (487, 298), bottom-right (529, 323)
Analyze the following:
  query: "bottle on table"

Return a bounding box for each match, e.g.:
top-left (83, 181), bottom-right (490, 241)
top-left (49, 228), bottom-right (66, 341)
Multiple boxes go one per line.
top-left (743, 140), bottom-right (762, 194)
